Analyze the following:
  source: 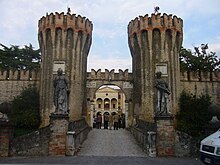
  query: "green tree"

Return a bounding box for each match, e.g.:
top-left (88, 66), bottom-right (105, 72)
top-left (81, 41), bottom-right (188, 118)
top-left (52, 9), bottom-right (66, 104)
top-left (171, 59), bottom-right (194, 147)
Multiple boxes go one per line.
top-left (176, 91), bottom-right (212, 139)
top-left (20, 44), bottom-right (41, 70)
top-left (179, 47), bottom-right (194, 72)
top-left (9, 85), bottom-right (41, 134)
top-left (0, 43), bottom-right (41, 71)
top-left (180, 44), bottom-right (220, 72)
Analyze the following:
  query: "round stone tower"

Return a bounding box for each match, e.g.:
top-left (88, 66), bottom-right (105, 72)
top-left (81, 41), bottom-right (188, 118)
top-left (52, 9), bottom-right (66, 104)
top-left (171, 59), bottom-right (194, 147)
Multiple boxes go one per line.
top-left (128, 13), bottom-right (183, 122)
top-left (38, 12), bottom-right (92, 126)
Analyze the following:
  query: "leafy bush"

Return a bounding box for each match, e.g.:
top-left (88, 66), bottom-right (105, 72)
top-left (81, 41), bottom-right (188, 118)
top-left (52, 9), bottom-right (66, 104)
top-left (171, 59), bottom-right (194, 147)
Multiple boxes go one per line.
top-left (9, 85), bottom-right (41, 134)
top-left (176, 91), bottom-right (212, 139)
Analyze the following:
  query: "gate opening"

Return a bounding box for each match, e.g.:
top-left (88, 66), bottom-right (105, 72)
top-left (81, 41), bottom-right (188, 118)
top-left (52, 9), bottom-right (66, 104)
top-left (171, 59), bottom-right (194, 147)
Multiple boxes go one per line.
top-left (91, 85), bottom-right (127, 129)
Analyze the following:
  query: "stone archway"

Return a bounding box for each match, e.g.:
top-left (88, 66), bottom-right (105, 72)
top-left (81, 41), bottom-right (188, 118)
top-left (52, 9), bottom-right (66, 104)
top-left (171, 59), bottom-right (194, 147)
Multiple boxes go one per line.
top-left (86, 69), bottom-right (133, 128)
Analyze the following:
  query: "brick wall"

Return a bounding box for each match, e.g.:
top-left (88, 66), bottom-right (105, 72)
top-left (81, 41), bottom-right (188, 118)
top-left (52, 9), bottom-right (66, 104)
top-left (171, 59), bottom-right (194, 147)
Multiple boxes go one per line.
top-left (0, 120), bottom-right (13, 157)
top-left (155, 116), bottom-right (175, 156)
top-left (49, 114), bottom-right (69, 156)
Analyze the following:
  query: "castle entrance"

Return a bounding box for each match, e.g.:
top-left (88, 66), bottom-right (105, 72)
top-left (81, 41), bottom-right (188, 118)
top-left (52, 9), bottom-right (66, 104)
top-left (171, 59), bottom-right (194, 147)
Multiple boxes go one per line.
top-left (37, 11), bottom-right (183, 157)
top-left (91, 85), bottom-right (127, 129)
top-left (86, 69), bottom-right (133, 128)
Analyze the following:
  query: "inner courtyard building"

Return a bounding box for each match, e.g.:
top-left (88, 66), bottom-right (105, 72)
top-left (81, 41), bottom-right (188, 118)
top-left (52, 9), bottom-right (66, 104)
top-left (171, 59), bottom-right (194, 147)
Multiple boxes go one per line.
top-left (90, 85), bottom-right (126, 128)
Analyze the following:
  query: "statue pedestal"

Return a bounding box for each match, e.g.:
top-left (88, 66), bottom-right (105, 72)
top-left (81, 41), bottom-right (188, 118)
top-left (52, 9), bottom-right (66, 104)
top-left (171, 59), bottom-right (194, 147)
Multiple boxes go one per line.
top-left (154, 115), bottom-right (174, 157)
top-left (49, 113), bottom-right (69, 156)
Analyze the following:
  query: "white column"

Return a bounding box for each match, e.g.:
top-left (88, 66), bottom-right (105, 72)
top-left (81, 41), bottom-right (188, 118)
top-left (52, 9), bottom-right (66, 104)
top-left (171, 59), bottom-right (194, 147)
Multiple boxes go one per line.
top-left (125, 100), bottom-right (129, 128)
top-left (90, 100), bottom-right (95, 127)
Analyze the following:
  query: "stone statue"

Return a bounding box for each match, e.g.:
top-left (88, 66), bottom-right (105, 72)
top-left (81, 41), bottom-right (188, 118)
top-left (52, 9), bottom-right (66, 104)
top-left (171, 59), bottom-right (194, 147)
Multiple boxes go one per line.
top-left (53, 68), bottom-right (69, 114)
top-left (155, 72), bottom-right (171, 116)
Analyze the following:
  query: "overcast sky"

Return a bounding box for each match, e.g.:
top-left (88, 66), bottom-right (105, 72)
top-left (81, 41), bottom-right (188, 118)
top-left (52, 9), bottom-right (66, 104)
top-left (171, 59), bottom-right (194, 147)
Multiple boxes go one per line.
top-left (0, 0), bottom-right (220, 72)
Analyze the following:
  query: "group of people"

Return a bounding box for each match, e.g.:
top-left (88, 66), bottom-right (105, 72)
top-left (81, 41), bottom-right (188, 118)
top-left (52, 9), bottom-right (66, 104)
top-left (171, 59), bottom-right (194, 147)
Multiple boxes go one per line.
top-left (94, 114), bottom-right (125, 130)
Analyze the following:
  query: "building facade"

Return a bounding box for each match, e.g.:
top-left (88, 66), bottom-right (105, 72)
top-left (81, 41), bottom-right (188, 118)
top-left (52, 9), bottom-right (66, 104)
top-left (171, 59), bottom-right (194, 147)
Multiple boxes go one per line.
top-left (94, 86), bottom-right (126, 117)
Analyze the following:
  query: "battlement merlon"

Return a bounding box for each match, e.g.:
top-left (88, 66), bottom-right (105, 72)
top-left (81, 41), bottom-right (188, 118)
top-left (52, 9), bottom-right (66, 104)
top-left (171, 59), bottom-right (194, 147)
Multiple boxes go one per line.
top-left (180, 71), bottom-right (220, 82)
top-left (128, 13), bottom-right (183, 36)
top-left (0, 70), bottom-right (39, 81)
top-left (38, 12), bottom-right (93, 35)
top-left (87, 69), bottom-right (133, 81)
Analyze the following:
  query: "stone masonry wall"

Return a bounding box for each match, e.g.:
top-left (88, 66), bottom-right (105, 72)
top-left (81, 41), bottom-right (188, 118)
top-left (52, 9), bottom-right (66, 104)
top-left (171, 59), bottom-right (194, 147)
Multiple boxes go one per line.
top-left (38, 12), bottom-right (93, 127)
top-left (180, 71), bottom-right (220, 104)
top-left (128, 13), bottom-right (183, 122)
top-left (10, 126), bottom-right (50, 156)
top-left (0, 69), bottom-right (219, 120)
top-left (0, 70), bottom-right (39, 104)
top-left (8, 118), bottom-right (90, 157)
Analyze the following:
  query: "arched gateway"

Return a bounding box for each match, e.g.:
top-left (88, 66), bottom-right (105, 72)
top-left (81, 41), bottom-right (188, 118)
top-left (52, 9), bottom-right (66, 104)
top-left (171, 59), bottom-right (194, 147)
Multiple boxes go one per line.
top-left (86, 69), bottom-right (133, 127)
top-left (38, 11), bottom-right (183, 157)
top-left (38, 12), bottom-right (182, 127)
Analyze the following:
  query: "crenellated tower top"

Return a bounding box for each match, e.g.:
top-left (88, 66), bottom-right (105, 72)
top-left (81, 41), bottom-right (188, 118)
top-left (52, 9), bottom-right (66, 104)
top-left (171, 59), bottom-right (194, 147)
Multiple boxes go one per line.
top-left (128, 13), bottom-right (183, 36)
top-left (38, 12), bottom-right (93, 35)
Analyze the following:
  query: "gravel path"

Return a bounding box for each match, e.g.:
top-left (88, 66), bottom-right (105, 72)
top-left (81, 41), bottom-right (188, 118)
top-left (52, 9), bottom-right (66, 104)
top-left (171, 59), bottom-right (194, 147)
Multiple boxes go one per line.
top-left (78, 129), bottom-right (147, 157)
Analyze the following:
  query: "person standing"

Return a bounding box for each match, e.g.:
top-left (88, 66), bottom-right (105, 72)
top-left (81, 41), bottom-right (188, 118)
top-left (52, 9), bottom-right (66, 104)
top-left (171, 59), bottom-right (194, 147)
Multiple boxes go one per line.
top-left (113, 114), bottom-right (119, 130)
top-left (96, 114), bottom-right (102, 129)
top-left (109, 114), bottom-right (113, 130)
top-left (118, 115), bottom-right (121, 129)
top-left (122, 115), bottom-right (125, 129)
top-left (104, 114), bottom-right (109, 129)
